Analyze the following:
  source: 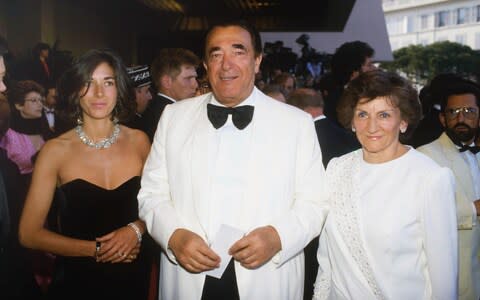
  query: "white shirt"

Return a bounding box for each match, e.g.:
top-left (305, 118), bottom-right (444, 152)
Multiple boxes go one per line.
top-left (457, 143), bottom-right (480, 222)
top-left (206, 93), bottom-right (255, 242)
top-left (44, 107), bottom-right (55, 128)
top-left (158, 92), bottom-right (176, 103)
top-left (313, 115), bottom-right (326, 122)
top-left (459, 144), bottom-right (480, 199)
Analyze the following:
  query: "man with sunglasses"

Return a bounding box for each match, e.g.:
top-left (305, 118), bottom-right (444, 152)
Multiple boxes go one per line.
top-left (418, 75), bottom-right (480, 300)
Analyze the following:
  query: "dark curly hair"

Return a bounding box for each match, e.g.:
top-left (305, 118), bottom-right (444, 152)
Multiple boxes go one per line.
top-left (337, 70), bottom-right (421, 143)
top-left (57, 48), bottom-right (135, 123)
top-left (331, 41), bottom-right (374, 87)
top-left (9, 80), bottom-right (45, 105)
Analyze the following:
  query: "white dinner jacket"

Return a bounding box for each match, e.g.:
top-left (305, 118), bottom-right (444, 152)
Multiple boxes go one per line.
top-left (138, 88), bottom-right (328, 300)
top-left (418, 132), bottom-right (480, 300)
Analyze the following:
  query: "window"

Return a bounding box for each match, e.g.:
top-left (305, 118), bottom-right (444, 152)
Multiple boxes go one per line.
top-left (477, 6), bottom-right (480, 22)
top-left (457, 8), bottom-right (468, 24)
top-left (420, 14), bottom-right (429, 29)
top-left (435, 10), bottom-right (450, 27)
top-left (407, 16), bottom-right (415, 33)
top-left (386, 17), bottom-right (404, 35)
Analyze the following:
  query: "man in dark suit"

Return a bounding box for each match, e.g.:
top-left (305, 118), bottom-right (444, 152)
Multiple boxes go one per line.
top-left (287, 88), bottom-right (360, 300)
top-left (42, 85), bottom-right (71, 138)
top-left (142, 48), bottom-right (200, 142)
top-left (288, 88), bottom-right (360, 167)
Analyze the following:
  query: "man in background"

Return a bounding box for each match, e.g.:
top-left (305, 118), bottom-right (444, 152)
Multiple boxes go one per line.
top-left (142, 48), bottom-right (200, 141)
top-left (417, 76), bottom-right (480, 300)
top-left (320, 41), bottom-right (376, 124)
top-left (126, 65), bottom-right (152, 130)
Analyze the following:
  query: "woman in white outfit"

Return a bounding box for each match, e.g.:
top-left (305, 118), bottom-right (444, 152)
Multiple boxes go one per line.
top-left (313, 70), bottom-right (458, 300)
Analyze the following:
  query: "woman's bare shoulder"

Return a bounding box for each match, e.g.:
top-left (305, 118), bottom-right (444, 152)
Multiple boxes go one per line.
top-left (38, 129), bottom-right (77, 159)
top-left (120, 126), bottom-right (151, 157)
top-left (121, 126), bottom-right (150, 145)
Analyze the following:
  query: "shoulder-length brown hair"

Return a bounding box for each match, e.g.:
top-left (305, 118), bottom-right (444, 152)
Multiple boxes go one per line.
top-left (337, 70), bottom-right (421, 143)
top-left (57, 48), bottom-right (135, 123)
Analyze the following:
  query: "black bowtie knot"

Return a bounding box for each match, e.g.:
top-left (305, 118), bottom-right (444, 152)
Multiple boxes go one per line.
top-left (459, 144), bottom-right (480, 154)
top-left (207, 103), bottom-right (254, 130)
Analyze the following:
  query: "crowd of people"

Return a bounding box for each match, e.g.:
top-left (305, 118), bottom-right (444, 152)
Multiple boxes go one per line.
top-left (0, 18), bottom-right (479, 300)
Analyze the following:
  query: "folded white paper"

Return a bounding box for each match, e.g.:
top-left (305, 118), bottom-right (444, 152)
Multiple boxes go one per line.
top-left (204, 224), bottom-right (245, 279)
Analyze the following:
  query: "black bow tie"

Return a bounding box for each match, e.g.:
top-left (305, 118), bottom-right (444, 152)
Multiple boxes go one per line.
top-left (459, 144), bottom-right (480, 154)
top-left (44, 108), bottom-right (54, 114)
top-left (207, 103), bottom-right (254, 130)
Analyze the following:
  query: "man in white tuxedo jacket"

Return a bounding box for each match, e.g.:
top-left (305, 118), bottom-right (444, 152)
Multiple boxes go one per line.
top-left (138, 20), bottom-right (328, 300)
top-left (417, 76), bottom-right (480, 300)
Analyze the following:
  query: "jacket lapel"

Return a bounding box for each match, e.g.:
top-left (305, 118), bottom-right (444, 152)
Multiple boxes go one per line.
top-left (241, 94), bottom-right (271, 229)
top-left (439, 133), bottom-right (474, 200)
top-left (191, 94), bottom-right (215, 241)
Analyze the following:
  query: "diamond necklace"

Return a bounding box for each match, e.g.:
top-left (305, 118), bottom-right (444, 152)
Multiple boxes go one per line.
top-left (75, 123), bottom-right (120, 149)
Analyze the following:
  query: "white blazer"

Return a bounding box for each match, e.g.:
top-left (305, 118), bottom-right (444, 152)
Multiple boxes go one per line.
top-left (418, 132), bottom-right (480, 300)
top-left (138, 88), bottom-right (329, 300)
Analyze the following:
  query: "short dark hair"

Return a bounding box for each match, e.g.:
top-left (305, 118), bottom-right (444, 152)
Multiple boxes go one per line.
top-left (437, 75), bottom-right (480, 111)
top-left (331, 41), bottom-right (374, 86)
top-left (287, 88), bottom-right (324, 110)
top-left (9, 80), bottom-right (45, 105)
top-left (204, 19), bottom-right (262, 60)
top-left (337, 70), bottom-right (421, 143)
top-left (150, 48), bottom-right (200, 88)
top-left (57, 48), bottom-right (135, 123)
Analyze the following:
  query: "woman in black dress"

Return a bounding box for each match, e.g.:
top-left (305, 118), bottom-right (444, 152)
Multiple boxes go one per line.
top-left (19, 49), bottom-right (152, 300)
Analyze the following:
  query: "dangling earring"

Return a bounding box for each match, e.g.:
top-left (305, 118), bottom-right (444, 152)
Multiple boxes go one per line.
top-left (75, 102), bottom-right (83, 125)
top-left (352, 127), bottom-right (356, 132)
top-left (400, 127), bottom-right (406, 133)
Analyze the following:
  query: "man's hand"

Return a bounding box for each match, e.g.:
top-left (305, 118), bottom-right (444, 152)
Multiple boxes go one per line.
top-left (229, 226), bottom-right (281, 269)
top-left (168, 228), bottom-right (220, 273)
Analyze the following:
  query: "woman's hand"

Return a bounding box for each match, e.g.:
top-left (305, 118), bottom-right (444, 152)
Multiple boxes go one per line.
top-left (96, 226), bottom-right (140, 263)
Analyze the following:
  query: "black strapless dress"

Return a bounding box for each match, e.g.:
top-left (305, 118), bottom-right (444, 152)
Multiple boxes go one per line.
top-left (50, 176), bottom-right (149, 300)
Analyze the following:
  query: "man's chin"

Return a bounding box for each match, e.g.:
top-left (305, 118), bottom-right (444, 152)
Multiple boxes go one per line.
top-left (453, 130), bottom-right (475, 143)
